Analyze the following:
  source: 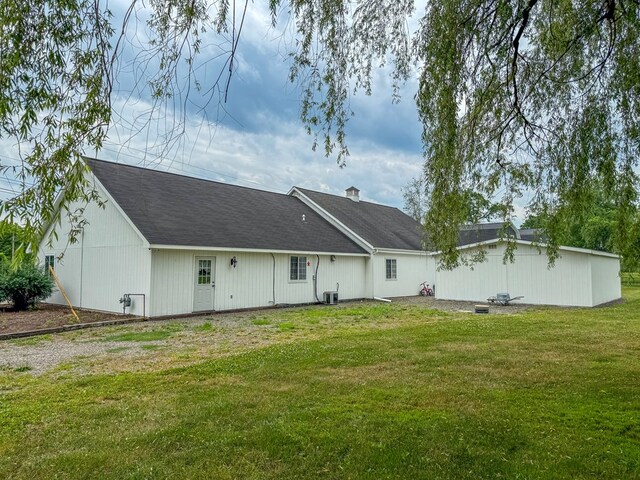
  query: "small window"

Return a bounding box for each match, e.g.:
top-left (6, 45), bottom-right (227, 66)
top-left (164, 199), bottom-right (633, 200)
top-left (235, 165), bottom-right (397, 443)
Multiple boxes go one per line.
top-left (45, 255), bottom-right (55, 277)
top-left (385, 259), bottom-right (397, 280)
top-left (290, 256), bottom-right (307, 281)
top-left (198, 259), bottom-right (212, 285)
top-left (488, 244), bottom-right (498, 250)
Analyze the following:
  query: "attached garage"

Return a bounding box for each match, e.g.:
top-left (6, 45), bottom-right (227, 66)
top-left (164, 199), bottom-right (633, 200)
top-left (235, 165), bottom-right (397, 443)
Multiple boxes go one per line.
top-left (433, 240), bottom-right (621, 307)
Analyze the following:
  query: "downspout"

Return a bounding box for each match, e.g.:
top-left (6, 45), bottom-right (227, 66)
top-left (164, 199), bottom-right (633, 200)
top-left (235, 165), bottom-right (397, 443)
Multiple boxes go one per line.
top-left (79, 227), bottom-right (84, 308)
top-left (270, 253), bottom-right (276, 306)
top-left (314, 254), bottom-right (321, 303)
top-left (505, 255), bottom-right (510, 294)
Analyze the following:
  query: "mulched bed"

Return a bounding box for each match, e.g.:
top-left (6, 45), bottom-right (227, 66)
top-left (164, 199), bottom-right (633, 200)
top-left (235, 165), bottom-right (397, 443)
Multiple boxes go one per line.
top-left (0, 303), bottom-right (135, 336)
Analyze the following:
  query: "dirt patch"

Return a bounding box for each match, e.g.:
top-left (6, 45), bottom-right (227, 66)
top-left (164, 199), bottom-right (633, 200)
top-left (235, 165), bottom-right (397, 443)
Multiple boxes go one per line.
top-left (0, 303), bottom-right (135, 336)
top-left (0, 298), bottom-right (532, 375)
top-left (389, 295), bottom-right (531, 314)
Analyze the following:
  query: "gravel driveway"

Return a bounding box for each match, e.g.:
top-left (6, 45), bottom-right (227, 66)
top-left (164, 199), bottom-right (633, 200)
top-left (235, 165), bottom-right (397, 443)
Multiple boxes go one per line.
top-left (0, 297), bottom-right (532, 375)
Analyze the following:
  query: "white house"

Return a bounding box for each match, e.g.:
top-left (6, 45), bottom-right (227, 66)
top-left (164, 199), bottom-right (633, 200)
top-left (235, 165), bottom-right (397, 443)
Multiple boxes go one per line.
top-left (39, 158), bottom-right (621, 317)
top-left (39, 159), bottom-right (429, 317)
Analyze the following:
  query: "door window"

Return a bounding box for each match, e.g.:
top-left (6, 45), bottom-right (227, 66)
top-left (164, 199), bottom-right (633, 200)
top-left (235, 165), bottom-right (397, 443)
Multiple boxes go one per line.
top-left (198, 259), bottom-right (212, 285)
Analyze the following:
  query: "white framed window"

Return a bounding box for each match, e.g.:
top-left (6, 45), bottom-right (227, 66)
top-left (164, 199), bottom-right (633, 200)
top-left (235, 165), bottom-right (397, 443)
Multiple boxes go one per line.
top-left (197, 259), bottom-right (212, 285)
top-left (290, 256), bottom-right (307, 281)
top-left (44, 255), bottom-right (55, 277)
top-left (385, 259), bottom-right (397, 280)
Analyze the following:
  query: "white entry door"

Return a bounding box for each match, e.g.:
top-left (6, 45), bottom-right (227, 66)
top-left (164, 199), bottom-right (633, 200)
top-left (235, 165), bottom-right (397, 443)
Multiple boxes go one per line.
top-left (193, 256), bottom-right (215, 312)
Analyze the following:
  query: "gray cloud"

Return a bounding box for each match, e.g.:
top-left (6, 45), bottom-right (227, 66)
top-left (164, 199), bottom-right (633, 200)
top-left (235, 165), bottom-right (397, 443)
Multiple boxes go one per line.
top-left (0, 2), bottom-right (423, 215)
top-left (102, 94), bottom-right (423, 209)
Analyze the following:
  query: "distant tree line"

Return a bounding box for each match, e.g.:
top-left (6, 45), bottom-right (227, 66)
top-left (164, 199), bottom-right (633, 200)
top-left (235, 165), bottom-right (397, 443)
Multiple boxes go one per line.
top-left (404, 179), bottom-right (640, 272)
top-left (522, 184), bottom-right (640, 271)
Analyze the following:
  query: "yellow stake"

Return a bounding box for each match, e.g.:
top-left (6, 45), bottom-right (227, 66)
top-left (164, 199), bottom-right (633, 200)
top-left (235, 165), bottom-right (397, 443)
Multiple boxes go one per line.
top-left (49, 265), bottom-right (79, 322)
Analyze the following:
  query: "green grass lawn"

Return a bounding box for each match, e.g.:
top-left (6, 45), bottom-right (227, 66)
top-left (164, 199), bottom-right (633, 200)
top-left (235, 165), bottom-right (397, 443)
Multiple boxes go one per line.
top-left (1, 291), bottom-right (639, 479)
top-left (622, 271), bottom-right (640, 286)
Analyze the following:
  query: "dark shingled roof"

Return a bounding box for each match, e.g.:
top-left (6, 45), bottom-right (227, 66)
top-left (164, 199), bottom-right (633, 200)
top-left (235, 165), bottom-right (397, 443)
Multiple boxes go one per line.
top-left (86, 159), bottom-right (366, 254)
top-left (294, 187), bottom-right (424, 250)
top-left (458, 222), bottom-right (519, 246)
top-left (519, 228), bottom-right (547, 242)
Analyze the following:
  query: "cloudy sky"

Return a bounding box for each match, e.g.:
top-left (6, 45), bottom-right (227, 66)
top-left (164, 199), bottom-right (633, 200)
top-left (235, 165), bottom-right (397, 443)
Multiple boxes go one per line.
top-left (0, 2), bottom-right (429, 213)
top-left (116, 2), bottom-right (427, 207)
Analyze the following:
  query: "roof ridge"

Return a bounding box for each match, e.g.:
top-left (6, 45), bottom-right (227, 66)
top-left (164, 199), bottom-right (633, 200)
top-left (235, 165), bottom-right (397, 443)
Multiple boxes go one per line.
top-left (294, 186), bottom-right (423, 250)
top-left (295, 186), bottom-right (403, 211)
top-left (84, 157), bottom-right (289, 198)
top-left (460, 222), bottom-right (514, 230)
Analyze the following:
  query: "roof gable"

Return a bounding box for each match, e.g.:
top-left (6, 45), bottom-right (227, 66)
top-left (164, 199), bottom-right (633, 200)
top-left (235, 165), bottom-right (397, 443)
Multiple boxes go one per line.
top-left (458, 222), bottom-right (520, 246)
top-left (85, 159), bottom-right (366, 254)
top-left (451, 238), bottom-right (620, 259)
top-left (293, 187), bottom-right (424, 251)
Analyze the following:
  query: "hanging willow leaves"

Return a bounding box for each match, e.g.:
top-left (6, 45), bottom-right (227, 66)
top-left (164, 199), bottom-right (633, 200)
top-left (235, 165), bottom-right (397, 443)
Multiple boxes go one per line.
top-left (0, 0), bottom-right (113, 256)
top-left (284, 0), bottom-right (640, 266)
top-left (0, 0), bottom-right (638, 267)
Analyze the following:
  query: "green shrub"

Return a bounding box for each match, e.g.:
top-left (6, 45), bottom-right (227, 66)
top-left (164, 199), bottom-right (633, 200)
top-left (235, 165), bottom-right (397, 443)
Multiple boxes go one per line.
top-left (0, 264), bottom-right (55, 311)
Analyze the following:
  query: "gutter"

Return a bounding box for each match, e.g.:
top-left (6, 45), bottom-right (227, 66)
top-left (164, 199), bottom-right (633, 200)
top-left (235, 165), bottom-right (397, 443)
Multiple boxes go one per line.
top-left (148, 244), bottom-right (369, 256)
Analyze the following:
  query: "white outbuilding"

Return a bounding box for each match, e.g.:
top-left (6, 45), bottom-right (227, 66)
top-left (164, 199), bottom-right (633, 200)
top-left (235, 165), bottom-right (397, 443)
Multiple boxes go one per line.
top-left (431, 240), bottom-right (621, 307)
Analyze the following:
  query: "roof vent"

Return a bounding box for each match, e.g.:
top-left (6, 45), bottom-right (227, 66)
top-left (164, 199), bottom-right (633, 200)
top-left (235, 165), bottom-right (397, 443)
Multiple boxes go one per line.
top-left (346, 186), bottom-right (360, 202)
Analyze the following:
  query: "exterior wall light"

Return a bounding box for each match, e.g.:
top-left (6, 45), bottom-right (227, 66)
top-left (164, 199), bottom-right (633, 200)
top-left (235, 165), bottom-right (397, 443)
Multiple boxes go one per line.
top-left (230, 256), bottom-right (238, 268)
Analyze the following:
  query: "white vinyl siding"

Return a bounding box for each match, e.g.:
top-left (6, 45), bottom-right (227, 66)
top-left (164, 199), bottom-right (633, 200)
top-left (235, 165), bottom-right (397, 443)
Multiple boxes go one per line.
top-left (150, 251), bottom-right (367, 316)
top-left (371, 252), bottom-right (433, 299)
top-left (38, 181), bottom-right (151, 316)
top-left (433, 242), bottom-right (621, 307)
top-left (590, 253), bottom-right (622, 306)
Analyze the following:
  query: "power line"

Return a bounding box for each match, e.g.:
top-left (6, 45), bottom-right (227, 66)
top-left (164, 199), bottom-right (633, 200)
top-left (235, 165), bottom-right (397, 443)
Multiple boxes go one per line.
top-left (0, 186), bottom-right (18, 196)
top-left (0, 176), bottom-right (35, 188)
top-left (100, 144), bottom-right (283, 193)
top-left (1, 146), bottom-right (284, 194)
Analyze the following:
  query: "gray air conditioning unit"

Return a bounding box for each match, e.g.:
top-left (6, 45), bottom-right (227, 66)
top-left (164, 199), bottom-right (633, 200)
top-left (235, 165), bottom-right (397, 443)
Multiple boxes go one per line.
top-left (323, 291), bottom-right (339, 305)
